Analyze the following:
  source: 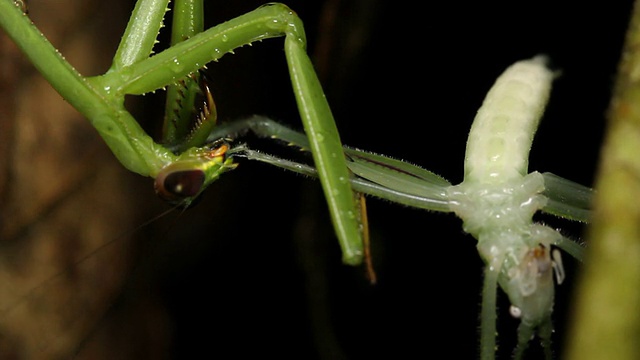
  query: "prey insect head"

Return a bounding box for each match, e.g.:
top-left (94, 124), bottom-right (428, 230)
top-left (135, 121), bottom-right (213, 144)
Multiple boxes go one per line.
top-left (155, 139), bottom-right (237, 207)
top-left (504, 242), bottom-right (565, 325)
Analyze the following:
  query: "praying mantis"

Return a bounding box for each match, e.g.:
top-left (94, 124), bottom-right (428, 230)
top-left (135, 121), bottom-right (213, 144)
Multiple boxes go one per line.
top-left (0, 0), bottom-right (630, 358)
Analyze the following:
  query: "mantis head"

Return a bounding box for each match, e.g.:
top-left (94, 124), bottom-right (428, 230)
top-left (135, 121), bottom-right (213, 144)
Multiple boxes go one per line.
top-left (154, 140), bottom-right (237, 207)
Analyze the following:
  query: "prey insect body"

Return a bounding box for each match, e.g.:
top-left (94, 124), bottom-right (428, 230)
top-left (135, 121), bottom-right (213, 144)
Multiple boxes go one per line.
top-left (447, 57), bottom-right (572, 350)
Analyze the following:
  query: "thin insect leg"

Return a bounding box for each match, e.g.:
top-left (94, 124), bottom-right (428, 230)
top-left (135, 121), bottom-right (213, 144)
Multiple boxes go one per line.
top-left (345, 150), bottom-right (450, 187)
top-left (229, 145), bottom-right (453, 212)
top-left (346, 156), bottom-right (450, 200)
top-left (214, 116), bottom-right (452, 208)
top-left (358, 193), bottom-right (376, 284)
top-left (206, 115), bottom-right (312, 149)
top-left (514, 322), bottom-right (535, 359)
top-left (480, 259), bottom-right (502, 360)
top-left (209, 115), bottom-right (451, 187)
top-left (541, 172), bottom-right (593, 223)
top-left (553, 235), bottom-right (585, 262)
top-left (209, 115), bottom-right (450, 189)
top-left (513, 316), bottom-right (553, 360)
top-left (538, 319), bottom-right (554, 360)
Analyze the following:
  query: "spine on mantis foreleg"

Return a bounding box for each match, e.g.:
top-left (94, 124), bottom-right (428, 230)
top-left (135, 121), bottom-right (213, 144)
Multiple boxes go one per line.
top-left (464, 56), bottom-right (555, 184)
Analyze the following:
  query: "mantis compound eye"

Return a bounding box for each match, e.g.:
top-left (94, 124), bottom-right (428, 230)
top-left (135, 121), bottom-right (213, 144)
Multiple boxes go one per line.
top-left (154, 140), bottom-right (232, 206)
top-left (154, 163), bottom-right (206, 205)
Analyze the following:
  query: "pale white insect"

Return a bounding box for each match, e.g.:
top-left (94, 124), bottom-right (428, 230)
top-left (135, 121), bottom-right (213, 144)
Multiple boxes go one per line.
top-left (446, 56), bottom-right (586, 359)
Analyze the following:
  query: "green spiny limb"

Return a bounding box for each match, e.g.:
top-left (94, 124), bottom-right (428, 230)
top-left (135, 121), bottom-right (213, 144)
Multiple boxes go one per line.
top-left (98, 4), bottom-right (309, 97)
top-left (170, 0), bottom-right (204, 45)
top-left (162, 0), bottom-right (208, 146)
top-left (176, 73), bottom-right (218, 151)
top-left (163, 75), bottom-right (202, 145)
top-left (110, 0), bottom-right (171, 70)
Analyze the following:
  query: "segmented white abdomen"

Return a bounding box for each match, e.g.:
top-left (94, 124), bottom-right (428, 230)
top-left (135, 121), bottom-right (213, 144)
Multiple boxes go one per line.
top-left (464, 56), bottom-right (554, 184)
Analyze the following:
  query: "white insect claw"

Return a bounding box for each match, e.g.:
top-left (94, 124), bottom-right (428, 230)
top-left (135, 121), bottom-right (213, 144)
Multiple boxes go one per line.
top-left (551, 248), bottom-right (565, 285)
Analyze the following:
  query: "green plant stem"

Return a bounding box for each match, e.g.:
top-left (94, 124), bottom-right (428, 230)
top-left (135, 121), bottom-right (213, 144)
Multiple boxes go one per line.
top-left (565, 1), bottom-right (640, 358)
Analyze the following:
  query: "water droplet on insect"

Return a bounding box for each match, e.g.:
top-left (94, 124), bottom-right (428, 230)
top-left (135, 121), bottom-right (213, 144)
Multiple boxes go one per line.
top-left (338, 176), bottom-right (347, 184)
top-left (346, 210), bottom-right (355, 219)
top-left (221, 34), bottom-right (228, 42)
top-left (118, 67), bottom-right (133, 82)
top-left (172, 58), bottom-right (184, 73)
top-left (265, 18), bottom-right (284, 32)
top-left (316, 133), bottom-right (324, 142)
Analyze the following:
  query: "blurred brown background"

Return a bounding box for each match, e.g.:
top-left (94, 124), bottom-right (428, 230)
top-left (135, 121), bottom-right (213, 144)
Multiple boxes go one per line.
top-left (0, 0), bottom-right (630, 359)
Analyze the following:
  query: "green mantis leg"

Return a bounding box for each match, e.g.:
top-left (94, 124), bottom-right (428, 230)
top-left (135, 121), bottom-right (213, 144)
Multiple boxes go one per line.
top-left (162, 0), bottom-right (211, 148)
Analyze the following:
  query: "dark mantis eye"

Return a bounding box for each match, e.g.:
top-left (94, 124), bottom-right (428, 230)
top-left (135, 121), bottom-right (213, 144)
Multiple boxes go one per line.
top-left (154, 164), bottom-right (206, 205)
top-left (154, 141), bottom-right (232, 205)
